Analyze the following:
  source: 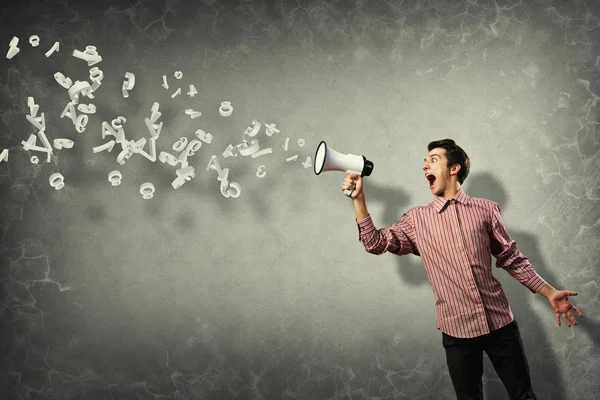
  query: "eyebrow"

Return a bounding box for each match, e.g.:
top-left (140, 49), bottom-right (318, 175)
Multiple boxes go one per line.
top-left (424, 153), bottom-right (441, 162)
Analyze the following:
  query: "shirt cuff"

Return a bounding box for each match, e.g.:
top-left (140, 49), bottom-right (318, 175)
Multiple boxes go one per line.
top-left (356, 214), bottom-right (375, 241)
top-left (525, 274), bottom-right (548, 294)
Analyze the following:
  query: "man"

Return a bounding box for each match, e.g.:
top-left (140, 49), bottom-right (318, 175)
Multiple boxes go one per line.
top-left (342, 138), bottom-right (584, 400)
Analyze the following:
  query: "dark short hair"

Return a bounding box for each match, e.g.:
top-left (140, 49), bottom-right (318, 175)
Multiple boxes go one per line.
top-left (427, 139), bottom-right (470, 184)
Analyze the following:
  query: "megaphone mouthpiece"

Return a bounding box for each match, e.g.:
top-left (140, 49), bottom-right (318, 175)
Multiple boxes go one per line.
top-left (313, 140), bottom-right (375, 196)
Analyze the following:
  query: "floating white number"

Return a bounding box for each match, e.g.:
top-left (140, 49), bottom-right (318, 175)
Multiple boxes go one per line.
top-left (53, 139), bottom-right (74, 149)
top-left (219, 101), bottom-right (233, 117)
top-left (92, 140), bottom-right (115, 154)
top-left (72, 45), bottom-right (102, 66)
top-left (187, 139), bottom-right (202, 155)
top-left (256, 165), bottom-right (266, 178)
top-left (195, 129), bottom-right (213, 144)
top-left (185, 109), bottom-right (202, 119)
top-left (27, 97), bottom-right (39, 117)
top-left (250, 148), bottom-right (272, 158)
top-left (68, 80), bottom-right (93, 103)
top-left (236, 139), bottom-right (260, 156)
top-left (158, 151), bottom-right (178, 166)
top-left (150, 102), bottom-right (161, 123)
top-left (244, 119), bottom-right (261, 137)
top-left (6, 36), bottom-right (19, 59)
top-left (140, 182), bottom-right (155, 200)
top-left (206, 155), bottom-right (241, 198)
top-left (116, 147), bottom-right (133, 165)
top-left (108, 171), bottom-right (122, 186)
top-left (302, 156), bottom-right (313, 169)
top-left (144, 119), bottom-right (163, 139)
top-left (140, 182), bottom-right (155, 199)
top-left (54, 72), bottom-right (73, 89)
top-left (77, 104), bottom-right (96, 114)
top-left (265, 123), bottom-right (280, 137)
top-left (173, 137), bottom-right (188, 153)
top-left (26, 113), bottom-right (46, 132)
top-left (45, 41), bottom-right (59, 57)
top-left (49, 173), bottom-right (65, 190)
top-left (171, 88), bottom-right (181, 98)
top-left (122, 72), bottom-right (135, 98)
top-left (29, 35), bottom-right (40, 47)
top-left (172, 166), bottom-right (195, 189)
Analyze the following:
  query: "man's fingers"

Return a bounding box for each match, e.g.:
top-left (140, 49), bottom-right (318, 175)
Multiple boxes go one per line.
top-left (567, 312), bottom-right (577, 326)
top-left (562, 313), bottom-right (571, 327)
top-left (573, 306), bottom-right (584, 318)
top-left (556, 313), bottom-right (560, 326)
top-left (568, 291), bottom-right (578, 296)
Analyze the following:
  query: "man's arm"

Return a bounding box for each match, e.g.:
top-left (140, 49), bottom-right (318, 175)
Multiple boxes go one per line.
top-left (353, 195), bottom-right (418, 256)
top-left (489, 202), bottom-right (584, 326)
top-left (488, 202), bottom-right (548, 294)
top-left (352, 196), bottom-right (369, 221)
top-left (537, 283), bottom-right (558, 299)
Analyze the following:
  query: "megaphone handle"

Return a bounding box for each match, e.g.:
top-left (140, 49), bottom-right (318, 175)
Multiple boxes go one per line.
top-left (343, 170), bottom-right (362, 197)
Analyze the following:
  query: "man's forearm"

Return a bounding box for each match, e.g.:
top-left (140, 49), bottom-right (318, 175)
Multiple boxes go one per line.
top-left (537, 283), bottom-right (557, 299)
top-left (353, 195), bottom-right (369, 221)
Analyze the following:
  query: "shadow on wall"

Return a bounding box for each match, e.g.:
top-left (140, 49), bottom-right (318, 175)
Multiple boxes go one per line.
top-left (362, 171), bottom-right (599, 400)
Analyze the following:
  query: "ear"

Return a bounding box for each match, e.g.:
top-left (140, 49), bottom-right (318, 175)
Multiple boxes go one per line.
top-left (450, 164), bottom-right (461, 176)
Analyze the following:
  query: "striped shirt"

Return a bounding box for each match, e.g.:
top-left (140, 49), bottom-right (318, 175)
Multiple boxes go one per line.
top-left (356, 188), bottom-right (547, 338)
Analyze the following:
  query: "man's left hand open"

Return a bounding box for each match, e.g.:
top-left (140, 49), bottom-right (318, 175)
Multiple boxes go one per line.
top-left (548, 290), bottom-right (584, 327)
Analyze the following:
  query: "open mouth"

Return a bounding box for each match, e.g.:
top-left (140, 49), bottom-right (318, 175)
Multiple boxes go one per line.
top-left (426, 174), bottom-right (436, 188)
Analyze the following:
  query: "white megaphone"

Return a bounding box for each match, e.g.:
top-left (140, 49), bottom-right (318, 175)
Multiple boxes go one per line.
top-left (314, 140), bottom-right (374, 197)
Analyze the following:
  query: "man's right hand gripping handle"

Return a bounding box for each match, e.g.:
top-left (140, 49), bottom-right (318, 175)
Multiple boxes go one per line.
top-left (342, 173), bottom-right (369, 221)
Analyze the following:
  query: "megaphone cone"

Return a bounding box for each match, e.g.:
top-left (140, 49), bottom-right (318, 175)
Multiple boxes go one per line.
top-left (314, 140), bottom-right (374, 197)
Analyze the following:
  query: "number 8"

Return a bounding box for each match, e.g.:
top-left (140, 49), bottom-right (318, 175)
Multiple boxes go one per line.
top-left (49, 173), bottom-right (65, 190)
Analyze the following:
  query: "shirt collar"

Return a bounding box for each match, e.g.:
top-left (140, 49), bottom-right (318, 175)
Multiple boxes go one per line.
top-left (431, 187), bottom-right (470, 213)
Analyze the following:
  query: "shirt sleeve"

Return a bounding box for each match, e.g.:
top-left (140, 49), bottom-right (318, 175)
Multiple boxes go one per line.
top-left (489, 202), bottom-right (547, 293)
top-left (356, 211), bottom-right (419, 256)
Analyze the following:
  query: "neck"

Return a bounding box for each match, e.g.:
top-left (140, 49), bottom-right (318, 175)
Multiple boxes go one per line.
top-left (442, 182), bottom-right (460, 200)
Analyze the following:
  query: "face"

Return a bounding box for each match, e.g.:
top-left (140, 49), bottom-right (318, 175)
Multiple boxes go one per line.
top-left (422, 148), bottom-right (459, 197)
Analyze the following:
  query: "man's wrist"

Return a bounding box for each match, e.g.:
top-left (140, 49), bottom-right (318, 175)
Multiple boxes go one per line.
top-left (352, 195), bottom-right (368, 221)
top-left (538, 283), bottom-right (557, 299)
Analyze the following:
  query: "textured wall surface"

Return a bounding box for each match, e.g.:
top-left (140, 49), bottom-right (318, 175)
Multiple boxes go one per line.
top-left (1, 0), bottom-right (599, 399)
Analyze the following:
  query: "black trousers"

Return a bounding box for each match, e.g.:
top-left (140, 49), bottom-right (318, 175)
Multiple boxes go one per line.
top-left (442, 320), bottom-right (537, 400)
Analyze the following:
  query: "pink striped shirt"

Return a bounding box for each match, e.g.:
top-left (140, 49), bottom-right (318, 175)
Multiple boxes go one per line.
top-left (356, 188), bottom-right (547, 338)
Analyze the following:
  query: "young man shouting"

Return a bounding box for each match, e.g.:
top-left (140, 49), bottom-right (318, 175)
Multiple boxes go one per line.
top-left (342, 138), bottom-right (583, 400)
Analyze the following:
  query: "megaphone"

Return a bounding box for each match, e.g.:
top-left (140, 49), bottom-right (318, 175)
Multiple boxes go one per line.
top-left (314, 140), bottom-right (374, 197)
